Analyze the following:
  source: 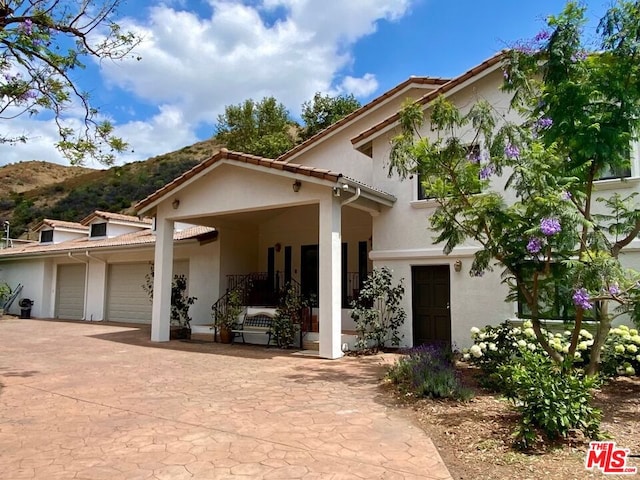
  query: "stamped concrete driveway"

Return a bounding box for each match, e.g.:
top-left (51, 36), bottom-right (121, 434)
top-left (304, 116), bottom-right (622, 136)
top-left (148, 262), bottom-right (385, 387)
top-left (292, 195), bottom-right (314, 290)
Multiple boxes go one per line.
top-left (0, 318), bottom-right (452, 480)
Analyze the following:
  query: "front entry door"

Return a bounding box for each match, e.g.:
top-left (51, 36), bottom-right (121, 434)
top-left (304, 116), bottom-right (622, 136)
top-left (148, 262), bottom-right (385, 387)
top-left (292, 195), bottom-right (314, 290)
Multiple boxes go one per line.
top-left (412, 265), bottom-right (451, 346)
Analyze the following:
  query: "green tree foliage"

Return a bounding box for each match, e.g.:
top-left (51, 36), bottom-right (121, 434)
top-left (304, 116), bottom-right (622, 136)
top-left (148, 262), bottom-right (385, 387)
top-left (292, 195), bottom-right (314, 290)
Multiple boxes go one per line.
top-left (214, 97), bottom-right (297, 158)
top-left (388, 1), bottom-right (640, 376)
top-left (0, 1), bottom-right (140, 165)
top-left (300, 92), bottom-right (361, 140)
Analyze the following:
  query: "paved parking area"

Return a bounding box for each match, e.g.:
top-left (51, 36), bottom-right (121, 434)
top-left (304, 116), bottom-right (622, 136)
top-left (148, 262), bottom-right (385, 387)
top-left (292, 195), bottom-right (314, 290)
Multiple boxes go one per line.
top-left (0, 318), bottom-right (452, 480)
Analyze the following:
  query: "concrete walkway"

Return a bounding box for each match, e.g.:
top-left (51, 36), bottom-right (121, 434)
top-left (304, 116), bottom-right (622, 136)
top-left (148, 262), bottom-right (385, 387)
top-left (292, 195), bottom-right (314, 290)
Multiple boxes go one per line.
top-left (0, 318), bottom-right (452, 480)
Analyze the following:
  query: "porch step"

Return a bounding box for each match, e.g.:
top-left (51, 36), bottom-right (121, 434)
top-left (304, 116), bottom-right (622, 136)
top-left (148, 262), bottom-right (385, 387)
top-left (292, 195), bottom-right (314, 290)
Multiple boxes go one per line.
top-left (302, 339), bottom-right (319, 351)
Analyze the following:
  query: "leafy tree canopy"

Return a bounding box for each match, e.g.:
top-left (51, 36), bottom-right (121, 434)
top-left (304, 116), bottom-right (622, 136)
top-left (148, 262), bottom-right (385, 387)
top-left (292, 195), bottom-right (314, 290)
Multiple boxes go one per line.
top-left (214, 96), bottom-right (297, 158)
top-left (389, 0), bottom-right (640, 376)
top-left (0, 0), bottom-right (140, 166)
top-left (300, 92), bottom-right (361, 140)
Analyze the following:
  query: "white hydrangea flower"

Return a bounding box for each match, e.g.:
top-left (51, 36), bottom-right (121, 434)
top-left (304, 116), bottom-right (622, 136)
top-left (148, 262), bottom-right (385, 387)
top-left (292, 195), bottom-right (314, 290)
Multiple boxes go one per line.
top-left (463, 353), bottom-right (471, 361)
top-left (479, 342), bottom-right (487, 351)
top-left (524, 328), bottom-right (535, 338)
top-left (626, 344), bottom-right (638, 354)
top-left (578, 341), bottom-right (588, 351)
top-left (629, 329), bottom-right (638, 336)
top-left (489, 342), bottom-right (497, 351)
top-left (527, 343), bottom-right (536, 351)
top-left (623, 333), bottom-right (632, 341)
top-left (625, 366), bottom-right (636, 376)
top-left (522, 320), bottom-right (533, 329)
top-left (562, 345), bottom-right (570, 354)
top-left (579, 329), bottom-right (593, 340)
top-left (555, 333), bottom-right (563, 338)
top-left (619, 325), bottom-right (630, 331)
top-left (552, 341), bottom-right (564, 351)
top-left (611, 328), bottom-right (622, 336)
top-left (517, 339), bottom-right (527, 348)
top-left (631, 335), bottom-right (640, 345)
top-left (615, 344), bottom-right (626, 354)
top-left (470, 344), bottom-right (483, 358)
top-left (636, 354), bottom-right (640, 362)
top-left (574, 351), bottom-right (582, 359)
top-left (470, 327), bottom-right (481, 337)
top-left (564, 330), bottom-right (572, 336)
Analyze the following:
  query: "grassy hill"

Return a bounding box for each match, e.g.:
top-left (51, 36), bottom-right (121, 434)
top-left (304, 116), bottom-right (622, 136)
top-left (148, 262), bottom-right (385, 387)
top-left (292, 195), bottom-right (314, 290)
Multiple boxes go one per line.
top-left (0, 161), bottom-right (94, 194)
top-left (0, 138), bottom-right (222, 238)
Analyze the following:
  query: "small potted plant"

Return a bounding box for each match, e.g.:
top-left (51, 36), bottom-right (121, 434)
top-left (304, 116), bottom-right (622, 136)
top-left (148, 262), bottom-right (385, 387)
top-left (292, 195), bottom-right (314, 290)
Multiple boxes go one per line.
top-left (213, 289), bottom-right (243, 343)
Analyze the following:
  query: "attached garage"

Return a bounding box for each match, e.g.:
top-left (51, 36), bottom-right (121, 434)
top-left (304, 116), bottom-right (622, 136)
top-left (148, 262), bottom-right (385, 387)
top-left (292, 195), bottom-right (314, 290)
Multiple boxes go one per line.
top-left (105, 261), bottom-right (188, 323)
top-left (55, 264), bottom-right (86, 320)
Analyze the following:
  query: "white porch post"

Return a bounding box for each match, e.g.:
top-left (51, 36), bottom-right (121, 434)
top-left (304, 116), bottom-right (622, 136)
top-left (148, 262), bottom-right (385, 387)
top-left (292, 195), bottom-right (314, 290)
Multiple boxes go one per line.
top-left (151, 217), bottom-right (174, 342)
top-left (318, 196), bottom-right (343, 359)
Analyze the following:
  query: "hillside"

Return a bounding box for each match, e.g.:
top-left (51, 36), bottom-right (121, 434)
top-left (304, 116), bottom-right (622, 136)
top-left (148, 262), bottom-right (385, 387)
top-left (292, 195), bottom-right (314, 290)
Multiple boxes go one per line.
top-left (0, 138), bottom-right (222, 238)
top-left (0, 161), bottom-right (94, 194)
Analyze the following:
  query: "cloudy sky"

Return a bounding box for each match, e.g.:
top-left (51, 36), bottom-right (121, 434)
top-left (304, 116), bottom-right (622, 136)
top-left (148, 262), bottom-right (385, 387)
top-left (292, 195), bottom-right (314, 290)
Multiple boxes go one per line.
top-left (0, 0), bottom-right (607, 168)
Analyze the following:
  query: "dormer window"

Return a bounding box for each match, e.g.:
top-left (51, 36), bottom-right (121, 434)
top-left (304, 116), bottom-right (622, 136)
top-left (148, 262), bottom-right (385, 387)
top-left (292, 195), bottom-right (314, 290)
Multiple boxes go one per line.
top-left (90, 223), bottom-right (107, 238)
top-left (40, 230), bottom-right (53, 243)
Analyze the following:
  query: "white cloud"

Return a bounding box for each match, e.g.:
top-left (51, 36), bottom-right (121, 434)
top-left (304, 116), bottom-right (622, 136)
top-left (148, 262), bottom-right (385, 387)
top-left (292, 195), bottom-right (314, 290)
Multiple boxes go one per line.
top-left (339, 73), bottom-right (379, 97)
top-left (0, 0), bottom-right (414, 167)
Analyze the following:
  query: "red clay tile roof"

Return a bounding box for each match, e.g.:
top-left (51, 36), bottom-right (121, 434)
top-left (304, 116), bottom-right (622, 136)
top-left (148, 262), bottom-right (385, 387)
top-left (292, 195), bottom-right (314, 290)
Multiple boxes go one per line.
top-left (135, 149), bottom-right (344, 212)
top-left (351, 51), bottom-right (508, 146)
top-left (276, 76), bottom-right (449, 163)
top-left (0, 226), bottom-right (215, 258)
top-left (80, 210), bottom-right (153, 226)
top-left (33, 219), bottom-right (88, 232)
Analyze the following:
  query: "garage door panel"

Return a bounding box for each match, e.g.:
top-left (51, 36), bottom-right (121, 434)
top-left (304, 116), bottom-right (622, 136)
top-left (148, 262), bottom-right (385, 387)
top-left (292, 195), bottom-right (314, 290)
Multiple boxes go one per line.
top-left (56, 264), bottom-right (86, 320)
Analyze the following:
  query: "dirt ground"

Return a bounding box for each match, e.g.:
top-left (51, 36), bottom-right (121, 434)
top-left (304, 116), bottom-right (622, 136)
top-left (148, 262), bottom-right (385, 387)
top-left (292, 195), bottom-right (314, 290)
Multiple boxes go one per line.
top-left (384, 364), bottom-right (640, 480)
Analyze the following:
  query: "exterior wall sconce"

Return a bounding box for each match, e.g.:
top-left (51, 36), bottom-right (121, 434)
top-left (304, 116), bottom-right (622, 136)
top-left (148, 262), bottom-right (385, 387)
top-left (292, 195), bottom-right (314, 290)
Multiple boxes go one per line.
top-left (172, 199), bottom-right (180, 210)
top-left (292, 180), bottom-right (301, 192)
top-left (454, 259), bottom-right (462, 272)
top-left (274, 243), bottom-right (281, 252)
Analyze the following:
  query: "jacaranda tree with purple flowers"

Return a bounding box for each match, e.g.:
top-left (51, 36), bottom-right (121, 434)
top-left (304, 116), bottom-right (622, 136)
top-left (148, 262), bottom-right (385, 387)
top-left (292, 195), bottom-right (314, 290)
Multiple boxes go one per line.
top-left (388, 1), bottom-right (640, 376)
top-left (0, 1), bottom-right (140, 165)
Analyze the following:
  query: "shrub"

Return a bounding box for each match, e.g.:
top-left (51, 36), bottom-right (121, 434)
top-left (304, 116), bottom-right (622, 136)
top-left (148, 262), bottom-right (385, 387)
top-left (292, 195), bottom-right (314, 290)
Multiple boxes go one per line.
top-left (497, 350), bottom-right (602, 450)
top-left (601, 325), bottom-right (640, 377)
top-left (387, 345), bottom-right (472, 401)
top-left (351, 267), bottom-right (405, 352)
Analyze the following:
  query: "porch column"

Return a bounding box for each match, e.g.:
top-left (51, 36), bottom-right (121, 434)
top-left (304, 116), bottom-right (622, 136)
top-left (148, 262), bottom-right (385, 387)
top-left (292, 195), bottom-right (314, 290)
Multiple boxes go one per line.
top-left (318, 196), bottom-right (343, 359)
top-left (151, 218), bottom-right (174, 342)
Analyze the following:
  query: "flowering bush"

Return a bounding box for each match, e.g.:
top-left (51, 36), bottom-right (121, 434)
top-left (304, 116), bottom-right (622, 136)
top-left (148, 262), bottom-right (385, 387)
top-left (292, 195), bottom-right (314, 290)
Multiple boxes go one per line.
top-left (463, 321), bottom-right (639, 378)
top-left (387, 345), bottom-right (472, 401)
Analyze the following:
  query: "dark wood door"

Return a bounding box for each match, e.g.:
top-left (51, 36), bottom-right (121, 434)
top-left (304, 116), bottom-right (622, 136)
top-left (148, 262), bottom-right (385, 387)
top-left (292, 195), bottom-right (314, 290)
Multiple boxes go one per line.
top-left (300, 245), bottom-right (319, 306)
top-left (412, 265), bottom-right (451, 346)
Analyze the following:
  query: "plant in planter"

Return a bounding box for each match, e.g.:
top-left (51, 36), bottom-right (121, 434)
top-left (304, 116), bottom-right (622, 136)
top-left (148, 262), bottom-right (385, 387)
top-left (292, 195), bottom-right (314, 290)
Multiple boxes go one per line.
top-left (213, 289), bottom-right (243, 343)
top-left (0, 282), bottom-right (11, 316)
top-left (273, 284), bottom-right (314, 349)
top-left (142, 265), bottom-right (197, 339)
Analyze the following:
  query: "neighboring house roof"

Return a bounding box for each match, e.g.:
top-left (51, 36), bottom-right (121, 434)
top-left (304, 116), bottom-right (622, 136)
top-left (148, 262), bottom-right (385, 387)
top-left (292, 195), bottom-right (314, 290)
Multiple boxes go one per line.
top-left (80, 210), bottom-right (153, 226)
top-left (350, 51), bottom-right (508, 147)
top-left (33, 219), bottom-right (89, 232)
top-left (276, 76), bottom-right (449, 164)
top-left (0, 226), bottom-right (215, 259)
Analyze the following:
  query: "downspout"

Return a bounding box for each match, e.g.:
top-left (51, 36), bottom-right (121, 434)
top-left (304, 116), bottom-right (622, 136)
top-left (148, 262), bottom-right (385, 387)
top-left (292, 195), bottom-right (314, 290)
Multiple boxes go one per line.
top-left (67, 252), bottom-right (89, 321)
top-left (340, 186), bottom-right (361, 207)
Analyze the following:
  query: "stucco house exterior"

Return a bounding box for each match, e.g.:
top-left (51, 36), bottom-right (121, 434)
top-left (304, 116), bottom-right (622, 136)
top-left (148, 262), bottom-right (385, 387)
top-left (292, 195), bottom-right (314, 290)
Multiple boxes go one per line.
top-left (2, 51), bottom-right (638, 359)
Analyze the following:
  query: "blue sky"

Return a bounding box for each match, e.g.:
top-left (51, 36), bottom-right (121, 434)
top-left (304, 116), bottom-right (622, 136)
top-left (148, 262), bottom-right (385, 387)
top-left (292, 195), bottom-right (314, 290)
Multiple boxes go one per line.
top-left (0, 0), bottom-right (609, 168)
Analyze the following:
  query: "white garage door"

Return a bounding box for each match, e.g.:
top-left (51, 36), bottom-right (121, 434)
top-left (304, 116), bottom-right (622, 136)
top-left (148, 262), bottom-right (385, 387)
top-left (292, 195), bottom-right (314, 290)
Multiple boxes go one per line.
top-left (106, 261), bottom-right (188, 324)
top-left (55, 264), bottom-right (86, 320)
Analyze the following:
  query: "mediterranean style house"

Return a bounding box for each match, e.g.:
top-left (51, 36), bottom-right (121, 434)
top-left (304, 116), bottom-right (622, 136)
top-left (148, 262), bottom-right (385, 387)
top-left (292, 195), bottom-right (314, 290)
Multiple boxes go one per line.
top-left (2, 51), bottom-right (638, 359)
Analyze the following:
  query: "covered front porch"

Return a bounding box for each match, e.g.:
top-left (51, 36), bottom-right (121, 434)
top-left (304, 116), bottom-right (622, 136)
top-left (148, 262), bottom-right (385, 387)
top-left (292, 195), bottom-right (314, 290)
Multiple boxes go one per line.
top-left (135, 150), bottom-right (395, 359)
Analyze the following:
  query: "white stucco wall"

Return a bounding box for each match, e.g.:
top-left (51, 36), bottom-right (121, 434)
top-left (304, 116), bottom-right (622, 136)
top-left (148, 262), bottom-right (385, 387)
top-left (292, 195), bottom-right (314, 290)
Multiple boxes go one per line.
top-left (0, 259), bottom-right (47, 316)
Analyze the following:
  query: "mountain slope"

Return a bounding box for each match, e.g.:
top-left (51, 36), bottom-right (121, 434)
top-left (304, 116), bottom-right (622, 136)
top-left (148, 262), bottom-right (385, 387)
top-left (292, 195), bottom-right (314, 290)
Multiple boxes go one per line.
top-left (0, 161), bottom-right (94, 194)
top-left (1, 138), bottom-right (222, 238)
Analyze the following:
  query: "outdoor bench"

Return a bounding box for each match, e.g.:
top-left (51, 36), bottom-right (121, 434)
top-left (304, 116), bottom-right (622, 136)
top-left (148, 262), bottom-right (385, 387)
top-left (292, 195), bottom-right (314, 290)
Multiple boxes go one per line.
top-left (231, 311), bottom-right (275, 345)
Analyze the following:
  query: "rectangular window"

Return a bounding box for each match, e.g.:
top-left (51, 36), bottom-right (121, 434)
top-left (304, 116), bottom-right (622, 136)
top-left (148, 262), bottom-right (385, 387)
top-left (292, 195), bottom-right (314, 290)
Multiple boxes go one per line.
top-left (516, 263), bottom-right (594, 321)
top-left (596, 143), bottom-right (633, 180)
top-left (40, 229), bottom-right (53, 243)
top-left (417, 144), bottom-right (481, 200)
top-left (90, 223), bottom-right (107, 238)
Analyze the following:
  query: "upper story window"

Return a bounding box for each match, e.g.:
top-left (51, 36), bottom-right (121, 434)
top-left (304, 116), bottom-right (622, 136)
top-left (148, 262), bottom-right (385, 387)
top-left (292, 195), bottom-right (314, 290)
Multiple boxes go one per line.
top-left (417, 144), bottom-right (481, 201)
top-left (596, 142), bottom-right (637, 181)
top-left (90, 222), bottom-right (107, 238)
top-left (39, 230), bottom-right (53, 243)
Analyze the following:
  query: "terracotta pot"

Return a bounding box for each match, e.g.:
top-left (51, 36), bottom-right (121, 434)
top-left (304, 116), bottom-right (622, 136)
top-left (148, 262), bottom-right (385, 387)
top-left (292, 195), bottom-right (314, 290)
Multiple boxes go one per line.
top-left (219, 327), bottom-right (233, 344)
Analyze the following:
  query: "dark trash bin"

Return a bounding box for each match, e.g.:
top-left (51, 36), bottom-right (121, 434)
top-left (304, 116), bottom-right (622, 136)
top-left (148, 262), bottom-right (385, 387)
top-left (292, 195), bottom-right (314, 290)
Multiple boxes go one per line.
top-left (19, 298), bottom-right (33, 319)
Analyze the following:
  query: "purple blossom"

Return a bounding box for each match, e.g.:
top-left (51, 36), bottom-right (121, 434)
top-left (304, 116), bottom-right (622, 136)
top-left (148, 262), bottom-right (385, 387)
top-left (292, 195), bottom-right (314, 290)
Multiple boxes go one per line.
top-left (571, 50), bottom-right (588, 63)
top-left (466, 149), bottom-right (481, 163)
top-left (534, 30), bottom-right (551, 42)
top-left (560, 191), bottom-right (572, 201)
top-left (535, 117), bottom-right (553, 129)
top-left (504, 143), bottom-right (520, 159)
top-left (526, 237), bottom-right (543, 254)
top-left (20, 19), bottom-right (33, 36)
top-left (608, 284), bottom-right (620, 296)
top-left (18, 90), bottom-right (37, 101)
top-left (540, 217), bottom-right (561, 236)
top-left (479, 164), bottom-right (495, 180)
top-left (573, 288), bottom-right (593, 310)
